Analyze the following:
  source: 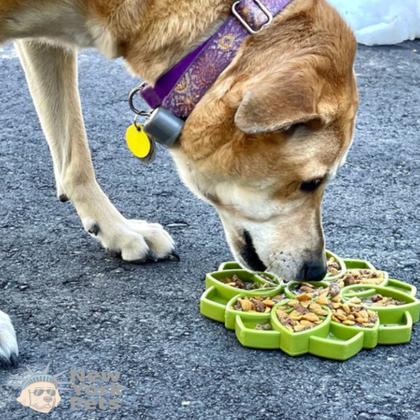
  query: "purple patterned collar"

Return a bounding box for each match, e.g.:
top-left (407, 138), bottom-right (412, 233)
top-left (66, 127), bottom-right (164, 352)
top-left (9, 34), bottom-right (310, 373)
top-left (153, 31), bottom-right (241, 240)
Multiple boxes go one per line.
top-left (139, 0), bottom-right (294, 120)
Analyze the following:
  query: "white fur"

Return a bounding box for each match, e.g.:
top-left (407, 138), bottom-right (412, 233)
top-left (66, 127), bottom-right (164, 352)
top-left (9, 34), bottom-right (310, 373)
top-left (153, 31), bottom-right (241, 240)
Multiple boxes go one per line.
top-left (0, 311), bottom-right (18, 363)
top-left (84, 216), bottom-right (175, 261)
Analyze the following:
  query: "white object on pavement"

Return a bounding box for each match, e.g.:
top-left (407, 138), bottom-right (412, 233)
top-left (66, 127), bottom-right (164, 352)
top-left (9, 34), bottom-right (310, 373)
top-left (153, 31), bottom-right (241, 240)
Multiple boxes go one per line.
top-left (327, 0), bottom-right (420, 45)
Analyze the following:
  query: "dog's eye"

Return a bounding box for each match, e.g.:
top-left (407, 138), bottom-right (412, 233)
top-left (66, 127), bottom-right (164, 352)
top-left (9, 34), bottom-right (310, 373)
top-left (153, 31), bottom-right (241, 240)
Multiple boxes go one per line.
top-left (283, 123), bottom-right (306, 136)
top-left (300, 178), bottom-right (324, 192)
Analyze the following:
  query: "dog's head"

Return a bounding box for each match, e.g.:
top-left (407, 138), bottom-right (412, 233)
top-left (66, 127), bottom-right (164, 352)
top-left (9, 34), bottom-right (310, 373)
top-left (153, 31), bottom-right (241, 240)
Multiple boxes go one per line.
top-left (171, 0), bottom-right (358, 281)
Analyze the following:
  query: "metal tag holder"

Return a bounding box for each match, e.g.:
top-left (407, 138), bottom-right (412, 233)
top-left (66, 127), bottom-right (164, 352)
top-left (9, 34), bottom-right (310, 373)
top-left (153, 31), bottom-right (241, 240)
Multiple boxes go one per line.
top-left (143, 108), bottom-right (184, 147)
top-left (128, 85), bottom-right (185, 148)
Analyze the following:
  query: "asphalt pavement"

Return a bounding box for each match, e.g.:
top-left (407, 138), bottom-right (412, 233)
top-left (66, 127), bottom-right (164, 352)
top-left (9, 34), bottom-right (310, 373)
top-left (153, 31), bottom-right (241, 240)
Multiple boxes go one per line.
top-left (0, 40), bottom-right (419, 419)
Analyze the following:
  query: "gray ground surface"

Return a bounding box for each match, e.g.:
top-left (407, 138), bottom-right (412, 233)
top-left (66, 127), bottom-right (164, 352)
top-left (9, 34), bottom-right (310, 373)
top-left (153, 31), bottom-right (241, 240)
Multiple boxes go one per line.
top-left (0, 40), bottom-right (419, 419)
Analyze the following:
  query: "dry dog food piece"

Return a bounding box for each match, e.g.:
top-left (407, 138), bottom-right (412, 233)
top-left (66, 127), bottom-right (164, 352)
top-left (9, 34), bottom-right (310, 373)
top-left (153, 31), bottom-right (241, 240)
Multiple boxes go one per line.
top-left (255, 322), bottom-right (273, 331)
top-left (295, 283), bottom-right (320, 295)
top-left (341, 270), bottom-right (385, 287)
top-left (234, 294), bottom-right (285, 313)
top-left (329, 300), bottom-right (378, 328)
top-left (222, 275), bottom-right (270, 290)
top-left (309, 302), bottom-right (329, 317)
top-left (327, 257), bottom-right (341, 276)
top-left (293, 282), bottom-right (342, 306)
top-left (328, 283), bottom-right (341, 298)
top-left (294, 283), bottom-right (328, 298)
top-left (362, 294), bottom-right (405, 307)
top-left (276, 300), bottom-right (327, 333)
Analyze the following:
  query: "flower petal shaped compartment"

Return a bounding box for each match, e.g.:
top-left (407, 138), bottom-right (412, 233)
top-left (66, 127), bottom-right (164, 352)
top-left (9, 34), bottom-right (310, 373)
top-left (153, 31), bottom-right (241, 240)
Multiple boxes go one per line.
top-left (200, 253), bottom-right (420, 360)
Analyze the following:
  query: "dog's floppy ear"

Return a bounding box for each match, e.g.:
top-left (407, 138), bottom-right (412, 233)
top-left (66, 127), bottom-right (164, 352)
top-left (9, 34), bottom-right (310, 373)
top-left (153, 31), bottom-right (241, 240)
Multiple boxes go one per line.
top-left (235, 66), bottom-right (327, 134)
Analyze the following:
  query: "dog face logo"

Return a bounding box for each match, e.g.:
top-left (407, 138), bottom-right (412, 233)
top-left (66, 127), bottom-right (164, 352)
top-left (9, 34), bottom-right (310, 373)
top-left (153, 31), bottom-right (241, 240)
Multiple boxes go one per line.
top-left (16, 374), bottom-right (61, 413)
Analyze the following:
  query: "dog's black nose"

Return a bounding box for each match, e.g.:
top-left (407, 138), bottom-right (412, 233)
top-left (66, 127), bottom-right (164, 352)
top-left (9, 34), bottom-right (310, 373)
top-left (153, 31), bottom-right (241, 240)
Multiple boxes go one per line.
top-left (240, 231), bottom-right (267, 272)
top-left (298, 259), bottom-right (327, 282)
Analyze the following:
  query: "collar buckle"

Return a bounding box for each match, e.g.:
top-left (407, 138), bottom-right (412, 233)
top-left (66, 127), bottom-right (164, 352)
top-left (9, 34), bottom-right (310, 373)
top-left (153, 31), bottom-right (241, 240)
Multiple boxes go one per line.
top-left (232, 0), bottom-right (274, 34)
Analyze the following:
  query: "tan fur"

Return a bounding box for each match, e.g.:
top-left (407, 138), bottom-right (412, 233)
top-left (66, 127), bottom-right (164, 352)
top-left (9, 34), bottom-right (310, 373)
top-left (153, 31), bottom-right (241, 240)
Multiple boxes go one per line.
top-left (0, 0), bottom-right (358, 280)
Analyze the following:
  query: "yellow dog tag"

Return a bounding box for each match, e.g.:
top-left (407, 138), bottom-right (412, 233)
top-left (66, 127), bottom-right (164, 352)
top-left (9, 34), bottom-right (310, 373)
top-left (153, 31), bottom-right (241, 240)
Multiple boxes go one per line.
top-left (125, 123), bottom-right (154, 161)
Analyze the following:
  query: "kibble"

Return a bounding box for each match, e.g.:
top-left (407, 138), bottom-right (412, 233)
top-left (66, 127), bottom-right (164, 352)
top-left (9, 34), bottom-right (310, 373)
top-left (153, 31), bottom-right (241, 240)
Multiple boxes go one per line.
top-left (330, 298), bottom-right (378, 328)
top-left (293, 282), bottom-right (342, 306)
top-left (276, 299), bottom-right (328, 332)
top-left (341, 269), bottom-right (385, 287)
top-left (327, 257), bottom-right (341, 276)
top-left (360, 294), bottom-right (405, 307)
top-left (222, 274), bottom-right (272, 290)
top-left (234, 294), bottom-right (285, 312)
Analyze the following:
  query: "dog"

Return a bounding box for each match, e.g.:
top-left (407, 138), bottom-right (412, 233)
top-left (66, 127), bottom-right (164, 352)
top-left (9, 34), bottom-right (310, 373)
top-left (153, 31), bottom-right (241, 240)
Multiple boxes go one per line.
top-left (0, 0), bottom-right (358, 364)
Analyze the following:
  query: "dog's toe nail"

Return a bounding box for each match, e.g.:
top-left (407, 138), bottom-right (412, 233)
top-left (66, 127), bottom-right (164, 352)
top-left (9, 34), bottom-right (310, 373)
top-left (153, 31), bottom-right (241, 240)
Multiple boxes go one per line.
top-left (109, 249), bottom-right (122, 259)
top-left (88, 223), bottom-right (100, 236)
top-left (168, 252), bottom-right (180, 262)
top-left (9, 353), bottom-right (19, 367)
top-left (124, 253), bottom-right (154, 264)
top-left (0, 352), bottom-right (18, 368)
top-left (146, 251), bottom-right (158, 263)
top-left (58, 194), bottom-right (69, 203)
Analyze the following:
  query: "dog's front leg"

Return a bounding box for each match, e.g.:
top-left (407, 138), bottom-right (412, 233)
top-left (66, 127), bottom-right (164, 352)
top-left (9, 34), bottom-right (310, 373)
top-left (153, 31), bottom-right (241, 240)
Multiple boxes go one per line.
top-left (15, 40), bottom-right (175, 261)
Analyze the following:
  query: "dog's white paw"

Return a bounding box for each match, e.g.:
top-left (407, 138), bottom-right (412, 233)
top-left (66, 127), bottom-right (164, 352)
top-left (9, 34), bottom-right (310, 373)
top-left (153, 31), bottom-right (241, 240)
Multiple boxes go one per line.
top-left (83, 218), bottom-right (176, 262)
top-left (0, 311), bottom-right (18, 366)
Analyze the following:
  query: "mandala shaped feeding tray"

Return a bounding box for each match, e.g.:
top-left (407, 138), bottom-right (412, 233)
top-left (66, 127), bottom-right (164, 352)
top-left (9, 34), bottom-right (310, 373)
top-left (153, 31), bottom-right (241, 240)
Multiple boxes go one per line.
top-left (200, 251), bottom-right (419, 361)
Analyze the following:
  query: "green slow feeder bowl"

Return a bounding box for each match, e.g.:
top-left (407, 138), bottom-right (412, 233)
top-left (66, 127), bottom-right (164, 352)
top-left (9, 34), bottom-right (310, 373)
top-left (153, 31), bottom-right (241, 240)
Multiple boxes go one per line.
top-left (217, 261), bottom-right (243, 271)
top-left (270, 300), bottom-right (332, 356)
top-left (341, 284), bottom-right (420, 344)
top-left (201, 270), bottom-right (283, 323)
top-left (224, 290), bottom-right (286, 330)
top-left (200, 253), bottom-right (419, 361)
top-left (343, 258), bottom-right (376, 270)
top-left (385, 278), bottom-right (417, 297)
top-left (205, 269), bottom-right (283, 300)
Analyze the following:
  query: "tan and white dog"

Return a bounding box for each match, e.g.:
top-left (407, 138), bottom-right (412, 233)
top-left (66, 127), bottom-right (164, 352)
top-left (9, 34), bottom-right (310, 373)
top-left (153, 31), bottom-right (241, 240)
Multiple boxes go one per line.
top-left (0, 0), bottom-right (358, 363)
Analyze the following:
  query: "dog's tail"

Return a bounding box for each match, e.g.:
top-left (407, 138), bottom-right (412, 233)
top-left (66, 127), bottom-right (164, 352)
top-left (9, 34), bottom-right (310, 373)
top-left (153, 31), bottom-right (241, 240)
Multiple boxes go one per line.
top-left (0, 310), bottom-right (18, 366)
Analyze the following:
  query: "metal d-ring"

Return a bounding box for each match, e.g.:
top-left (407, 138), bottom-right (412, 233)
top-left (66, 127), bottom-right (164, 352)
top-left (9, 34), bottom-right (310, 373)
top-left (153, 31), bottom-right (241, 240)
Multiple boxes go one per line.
top-left (132, 114), bottom-right (144, 131)
top-left (128, 83), bottom-right (152, 117)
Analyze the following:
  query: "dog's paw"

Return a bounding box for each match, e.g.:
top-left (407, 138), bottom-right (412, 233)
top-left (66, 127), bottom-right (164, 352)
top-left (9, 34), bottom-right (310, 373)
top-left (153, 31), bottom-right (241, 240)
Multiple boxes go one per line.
top-left (0, 311), bottom-right (18, 367)
top-left (83, 218), bottom-right (176, 262)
